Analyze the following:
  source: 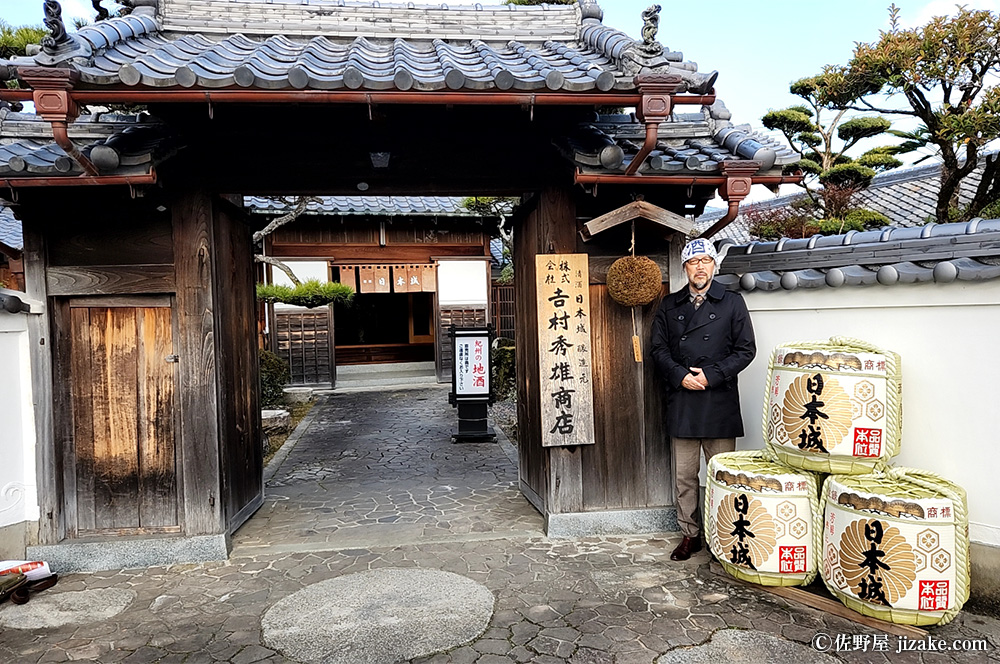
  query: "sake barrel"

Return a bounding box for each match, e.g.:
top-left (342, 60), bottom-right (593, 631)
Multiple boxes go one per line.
top-left (705, 450), bottom-right (823, 586)
top-left (821, 469), bottom-right (970, 626)
top-left (763, 336), bottom-right (902, 474)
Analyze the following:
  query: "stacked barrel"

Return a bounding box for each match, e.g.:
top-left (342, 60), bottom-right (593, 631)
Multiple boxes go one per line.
top-left (705, 337), bottom-right (969, 626)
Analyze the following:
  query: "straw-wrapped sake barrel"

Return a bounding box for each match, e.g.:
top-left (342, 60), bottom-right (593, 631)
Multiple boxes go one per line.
top-left (763, 337), bottom-right (901, 474)
top-left (705, 451), bottom-right (823, 586)
top-left (821, 469), bottom-right (970, 626)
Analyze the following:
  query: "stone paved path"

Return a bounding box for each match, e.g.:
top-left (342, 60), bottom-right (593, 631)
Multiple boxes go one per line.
top-left (0, 387), bottom-right (997, 663)
top-left (232, 386), bottom-right (544, 555)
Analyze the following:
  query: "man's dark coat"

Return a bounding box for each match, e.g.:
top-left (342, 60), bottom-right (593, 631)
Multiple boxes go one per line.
top-left (650, 279), bottom-right (756, 438)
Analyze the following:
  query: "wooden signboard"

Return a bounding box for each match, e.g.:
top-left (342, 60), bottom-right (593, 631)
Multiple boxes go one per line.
top-left (406, 264), bottom-right (423, 292)
top-left (535, 254), bottom-right (595, 447)
top-left (422, 264), bottom-right (437, 292)
top-left (338, 265), bottom-right (357, 292)
top-left (373, 265), bottom-right (391, 293)
top-left (358, 265), bottom-right (375, 293)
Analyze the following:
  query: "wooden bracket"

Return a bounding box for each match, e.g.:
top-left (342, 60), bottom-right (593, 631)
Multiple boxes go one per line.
top-left (581, 200), bottom-right (693, 242)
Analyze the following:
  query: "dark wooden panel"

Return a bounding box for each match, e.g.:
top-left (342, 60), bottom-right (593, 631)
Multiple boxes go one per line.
top-left (587, 253), bottom-right (671, 285)
top-left (276, 309), bottom-right (332, 384)
top-left (47, 217), bottom-right (173, 267)
top-left (271, 243), bottom-right (485, 261)
top-left (641, 288), bottom-right (672, 506)
top-left (94, 307), bottom-right (142, 529)
top-left (70, 307), bottom-right (95, 532)
top-left (47, 265), bottom-right (175, 296)
top-left (212, 200), bottom-right (263, 533)
top-left (514, 197), bottom-right (545, 508)
top-left (336, 343), bottom-right (433, 365)
top-left (173, 189), bottom-right (223, 536)
top-left (587, 287), bottom-right (646, 509)
top-left (491, 284), bottom-right (516, 340)
top-left (22, 225), bottom-right (63, 543)
top-left (137, 307), bottom-right (178, 527)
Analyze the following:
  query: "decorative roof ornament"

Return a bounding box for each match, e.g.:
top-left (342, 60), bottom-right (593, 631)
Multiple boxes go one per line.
top-left (91, 0), bottom-right (110, 21)
top-left (598, 2), bottom-right (716, 94)
top-left (36, 0), bottom-right (93, 66)
top-left (579, 0), bottom-right (604, 22)
top-left (639, 4), bottom-right (663, 56)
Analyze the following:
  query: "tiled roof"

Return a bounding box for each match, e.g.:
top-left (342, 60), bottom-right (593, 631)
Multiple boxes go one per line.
top-left (560, 109), bottom-right (799, 178)
top-left (6, 1), bottom-right (718, 94)
top-left (0, 206), bottom-right (22, 253)
top-left (244, 195), bottom-right (481, 216)
top-left (695, 152), bottom-right (999, 241)
top-left (715, 218), bottom-right (1000, 292)
top-left (0, 108), bottom-right (179, 177)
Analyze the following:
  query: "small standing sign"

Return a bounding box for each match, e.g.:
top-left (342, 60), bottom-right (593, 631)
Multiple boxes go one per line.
top-left (535, 253), bottom-right (595, 447)
top-left (449, 325), bottom-right (495, 442)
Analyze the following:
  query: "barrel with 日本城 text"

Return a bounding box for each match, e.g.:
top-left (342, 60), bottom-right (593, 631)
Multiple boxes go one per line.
top-left (705, 450), bottom-right (823, 586)
top-left (763, 337), bottom-right (902, 474)
top-left (821, 469), bottom-right (970, 626)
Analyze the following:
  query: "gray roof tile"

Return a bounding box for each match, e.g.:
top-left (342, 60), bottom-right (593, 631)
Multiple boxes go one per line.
top-left (717, 217), bottom-right (1000, 291)
top-left (0, 206), bottom-right (21, 252)
top-left (244, 195), bottom-right (482, 216)
top-left (559, 114), bottom-right (798, 178)
top-left (0, 111), bottom-right (178, 177)
top-left (8, 2), bottom-right (717, 94)
top-left (696, 151), bottom-right (1000, 241)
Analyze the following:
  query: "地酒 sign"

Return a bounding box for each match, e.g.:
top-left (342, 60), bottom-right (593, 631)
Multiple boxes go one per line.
top-left (535, 254), bottom-right (595, 447)
top-left (453, 329), bottom-right (490, 398)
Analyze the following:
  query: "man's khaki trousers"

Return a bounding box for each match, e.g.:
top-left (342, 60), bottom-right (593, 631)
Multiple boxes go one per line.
top-left (671, 436), bottom-right (736, 538)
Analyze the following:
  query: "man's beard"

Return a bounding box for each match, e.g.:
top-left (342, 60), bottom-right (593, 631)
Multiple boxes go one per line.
top-left (691, 274), bottom-right (711, 291)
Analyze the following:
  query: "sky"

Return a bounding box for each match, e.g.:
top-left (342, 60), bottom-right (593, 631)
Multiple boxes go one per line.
top-left (2, 0), bottom-right (998, 201)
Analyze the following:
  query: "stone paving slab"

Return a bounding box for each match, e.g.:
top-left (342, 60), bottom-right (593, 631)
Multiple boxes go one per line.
top-left (2, 387), bottom-right (997, 663)
top-left (233, 386), bottom-right (544, 556)
top-left (0, 536), bottom-right (996, 663)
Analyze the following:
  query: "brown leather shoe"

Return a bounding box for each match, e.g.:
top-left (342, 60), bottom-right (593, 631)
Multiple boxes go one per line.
top-left (670, 536), bottom-right (703, 561)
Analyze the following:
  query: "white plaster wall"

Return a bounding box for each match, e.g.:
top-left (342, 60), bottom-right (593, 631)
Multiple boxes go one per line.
top-left (271, 260), bottom-right (330, 312)
top-left (729, 279), bottom-right (1000, 547)
top-left (437, 260), bottom-right (488, 306)
top-left (0, 313), bottom-right (38, 530)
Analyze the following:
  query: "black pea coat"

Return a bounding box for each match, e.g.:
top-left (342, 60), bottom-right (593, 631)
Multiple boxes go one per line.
top-left (650, 279), bottom-right (756, 438)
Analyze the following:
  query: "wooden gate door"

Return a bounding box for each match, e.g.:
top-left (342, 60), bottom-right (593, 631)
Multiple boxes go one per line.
top-left (275, 307), bottom-right (334, 385)
top-left (69, 299), bottom-right (179, 535)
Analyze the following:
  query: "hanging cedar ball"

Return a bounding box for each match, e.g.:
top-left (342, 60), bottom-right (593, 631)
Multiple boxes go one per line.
top-left (606, 256), bottom-right (663, 306)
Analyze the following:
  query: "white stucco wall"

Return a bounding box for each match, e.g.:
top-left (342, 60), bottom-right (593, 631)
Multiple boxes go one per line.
top-left (730, 279), bottom-right (1000, 547)
top-left (437, 260), bottom-right (488, 306)
top-left (0, 312), bottom-right (38, 530)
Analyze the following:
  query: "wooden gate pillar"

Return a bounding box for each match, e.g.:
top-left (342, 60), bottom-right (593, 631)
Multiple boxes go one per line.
top-left (516, 189), bottom-right (684, 537)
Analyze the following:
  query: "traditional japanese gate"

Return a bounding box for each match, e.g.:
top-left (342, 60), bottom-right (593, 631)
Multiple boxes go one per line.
top-left (3, 0), bottom-right (800, 567)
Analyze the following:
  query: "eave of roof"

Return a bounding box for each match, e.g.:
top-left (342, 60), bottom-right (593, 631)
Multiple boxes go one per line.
top-left (244, 195), bottom-right (490, 217)
top-left (717, 218), bottom-right (1000, 291)
top-left (1, 1), bottom-right (719, 97)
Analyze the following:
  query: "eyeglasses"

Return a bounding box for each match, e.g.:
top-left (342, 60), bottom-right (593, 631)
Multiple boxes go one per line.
top-left (685, 256), bottom-right (715, 266)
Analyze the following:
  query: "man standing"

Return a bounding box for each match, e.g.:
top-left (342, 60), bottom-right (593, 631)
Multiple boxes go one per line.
top-left (651, 238), bottom-right (756, 561)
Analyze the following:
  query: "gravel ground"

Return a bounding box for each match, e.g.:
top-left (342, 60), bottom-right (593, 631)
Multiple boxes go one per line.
top-left (489, 396), bottom-right (518, 445)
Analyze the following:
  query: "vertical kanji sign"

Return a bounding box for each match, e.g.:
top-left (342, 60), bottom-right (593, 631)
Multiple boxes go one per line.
top-left (535, 254), bottom-right (595, 447)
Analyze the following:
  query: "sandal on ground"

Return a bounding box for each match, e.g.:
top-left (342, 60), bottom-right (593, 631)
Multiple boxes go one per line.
top-left (0, 573), bottom-right (28, 604)
top-left (10, 574), bottom-right (59, 605)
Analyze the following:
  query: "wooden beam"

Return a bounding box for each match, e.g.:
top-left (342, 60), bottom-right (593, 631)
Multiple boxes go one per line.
top-left (270, 244), bottom-right (485, 261)
top-left (581, 200), bottom-right (694, 242)
top-left (712, 562), bottom-right (928, 639)
top-left (46, 265), bottom-right (175, 297)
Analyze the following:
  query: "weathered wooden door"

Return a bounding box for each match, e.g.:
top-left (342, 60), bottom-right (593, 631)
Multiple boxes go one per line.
top-left (69, 299), bottom-right (179, 534)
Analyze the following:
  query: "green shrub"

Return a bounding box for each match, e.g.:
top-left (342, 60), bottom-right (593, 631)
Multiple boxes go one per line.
top-left (256, 279), bottom-right (353, 308)
top-left (259, 349), bottom-right (290, 407)
top-left (492, 338), bottom-right (516, 400)
top-left (845, 208), bottom-right (891, 228)
top-left (819, 163), bottom-right (876, 189)
top-left (817, 218), bottom-right (866, 235)
top-left (837, 116), bottom-right (891, 142)
top-left (856, 151), bottom-right (903, 172)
